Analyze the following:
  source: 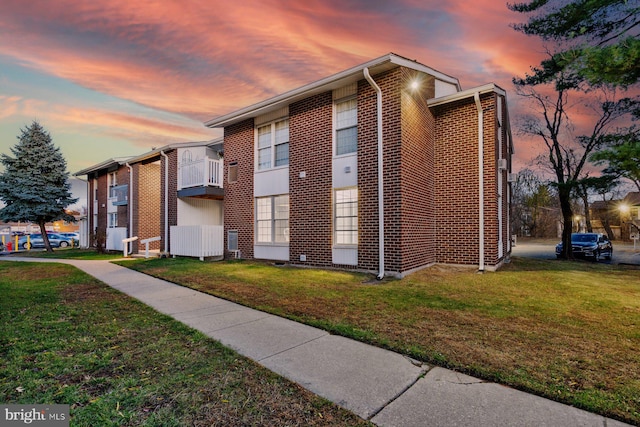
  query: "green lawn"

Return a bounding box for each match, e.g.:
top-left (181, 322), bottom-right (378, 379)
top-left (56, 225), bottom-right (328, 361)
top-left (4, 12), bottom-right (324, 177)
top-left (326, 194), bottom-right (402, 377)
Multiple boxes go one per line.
top-left (116, 257), bottom-right (640, 425)
top-left (8, 248), bottom-right (124, 260)
top-left (0, 262), bottom-right (369, 426)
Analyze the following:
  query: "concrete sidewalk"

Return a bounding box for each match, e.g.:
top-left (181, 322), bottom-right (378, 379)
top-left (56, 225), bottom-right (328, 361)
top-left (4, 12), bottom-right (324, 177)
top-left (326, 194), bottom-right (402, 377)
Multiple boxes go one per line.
top-left (2, 256), bottom-right (630, 426)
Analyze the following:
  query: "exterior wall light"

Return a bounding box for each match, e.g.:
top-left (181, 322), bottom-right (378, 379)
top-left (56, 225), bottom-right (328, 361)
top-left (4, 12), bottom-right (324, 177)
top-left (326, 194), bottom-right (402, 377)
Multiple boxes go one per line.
top-left (410, 80), bottom-right (420, 91)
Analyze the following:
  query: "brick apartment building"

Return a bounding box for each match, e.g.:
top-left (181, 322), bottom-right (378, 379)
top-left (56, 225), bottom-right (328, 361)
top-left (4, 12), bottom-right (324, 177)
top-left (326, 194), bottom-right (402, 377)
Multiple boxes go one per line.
top-left (76, 53), bottom-right (513, 276)
top-left (205, 53), bottom-right (513, 276)
top-left (75, 139), bottom-right (224, 256)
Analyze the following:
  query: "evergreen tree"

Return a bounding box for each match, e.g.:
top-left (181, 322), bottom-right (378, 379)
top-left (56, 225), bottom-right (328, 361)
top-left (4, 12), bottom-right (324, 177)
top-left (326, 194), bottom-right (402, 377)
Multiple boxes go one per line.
top-left (591, 138), bottom-right (640, 192)
top-left (0, 121), bottom-right (77, 252)
top-left (509, 0), bottom-right (640, 88)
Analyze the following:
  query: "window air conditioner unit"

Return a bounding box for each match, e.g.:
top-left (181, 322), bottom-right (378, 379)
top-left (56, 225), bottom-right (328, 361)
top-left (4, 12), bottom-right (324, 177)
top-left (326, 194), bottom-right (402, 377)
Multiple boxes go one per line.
top-left (507, 173), bottom-right (517, 183)
top-left (497, 159), bottom-right (508, 170)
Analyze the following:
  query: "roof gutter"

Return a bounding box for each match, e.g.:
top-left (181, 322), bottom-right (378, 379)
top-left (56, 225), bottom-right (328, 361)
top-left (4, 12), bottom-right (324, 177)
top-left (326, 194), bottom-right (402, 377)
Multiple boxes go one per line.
top-left (363, 67), bottom-right (385, 280)
top-left (474, 92), bottom-right (485, 272)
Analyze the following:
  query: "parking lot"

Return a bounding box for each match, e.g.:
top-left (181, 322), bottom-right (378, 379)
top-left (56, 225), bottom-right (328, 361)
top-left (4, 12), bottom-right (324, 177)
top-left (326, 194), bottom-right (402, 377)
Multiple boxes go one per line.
top-left (512, 238), bottom-right (640, 265)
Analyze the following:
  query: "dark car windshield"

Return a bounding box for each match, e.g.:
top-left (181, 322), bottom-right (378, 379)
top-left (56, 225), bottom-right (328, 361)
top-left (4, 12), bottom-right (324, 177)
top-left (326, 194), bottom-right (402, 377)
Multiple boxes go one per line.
top-left (572, 234), bottom-right (597, 243)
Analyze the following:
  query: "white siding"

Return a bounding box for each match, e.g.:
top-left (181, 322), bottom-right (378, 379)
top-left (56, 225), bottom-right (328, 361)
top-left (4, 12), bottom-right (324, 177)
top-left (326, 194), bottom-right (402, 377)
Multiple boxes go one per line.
top-left (254, 167), bottom-right (289, 197)
top-left (435, 79), bottom-right (458, 98)
top-left (332, 155), bottom-right (357, 188)
top-left (254, 244), bottom-right (289, 261)
top-left (255, 106), bottom-right (289, 126)
top-left (177, 198), bottom-right (223, 226)
top-left (333, 83), bottom-right (357, 100)
top-left (332, 248), bottom-right (358, 266)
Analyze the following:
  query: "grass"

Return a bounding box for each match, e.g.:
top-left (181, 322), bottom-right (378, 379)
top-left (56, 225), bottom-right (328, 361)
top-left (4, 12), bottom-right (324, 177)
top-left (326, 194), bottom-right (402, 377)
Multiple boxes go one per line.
top-left (0, 261), bottom-right (369, 426)
top-left (7, 248), bottom-right (124, 260)
top-left (116, 256), bottom-right (640, 425)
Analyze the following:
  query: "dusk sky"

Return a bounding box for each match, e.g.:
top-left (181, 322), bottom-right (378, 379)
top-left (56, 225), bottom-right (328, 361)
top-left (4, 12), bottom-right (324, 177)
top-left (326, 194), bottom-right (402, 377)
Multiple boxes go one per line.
top-left (0, 0), bottom-right (550, 207)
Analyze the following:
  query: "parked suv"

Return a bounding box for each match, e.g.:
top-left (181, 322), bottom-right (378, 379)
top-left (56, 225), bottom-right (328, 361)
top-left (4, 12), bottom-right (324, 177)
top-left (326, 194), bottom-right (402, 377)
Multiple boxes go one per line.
top-left (555, 233), bottom-right (613, 261)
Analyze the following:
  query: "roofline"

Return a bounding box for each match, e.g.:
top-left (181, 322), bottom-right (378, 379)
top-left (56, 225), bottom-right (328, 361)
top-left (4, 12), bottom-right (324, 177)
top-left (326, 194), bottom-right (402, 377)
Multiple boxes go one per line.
top-left (125, 138), bottom-right (223, 164)
top-left (205, 53), bottom-right (461, 128)
top-left (428, 83), bottom-right (513, 154)
top-left (74, 157), bottom-right (133, 176)
top-left (426, 83), bottom-right (506, 107)
top-left (73, 138), bottom-right (224, 176)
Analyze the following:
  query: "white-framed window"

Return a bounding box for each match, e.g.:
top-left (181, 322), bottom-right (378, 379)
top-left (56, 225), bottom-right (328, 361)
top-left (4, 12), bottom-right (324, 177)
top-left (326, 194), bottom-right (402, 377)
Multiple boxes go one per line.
top-left (335, 97), bottom-right (357, 156)
top-left (256, 119), bottom-right (289, 170)
top-left (108, 213), bottom-right (118, 228)
top-left (108, 171), bottom-right (117, 187)
top-left (256, 194), bottom-right (289, 244)
top-left (334, 187), bottom-right (358, 245)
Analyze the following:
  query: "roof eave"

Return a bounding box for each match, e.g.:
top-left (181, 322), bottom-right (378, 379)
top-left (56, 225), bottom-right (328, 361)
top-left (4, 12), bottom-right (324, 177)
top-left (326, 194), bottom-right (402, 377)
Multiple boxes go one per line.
top-left (74, 157), bottom-right (132, 176)
top-left (205, 53), bottom-right (461, 129)
top-left (427, 83), bottom-right (506, 107)
top-left (125, 138), bottom-right (223, 164)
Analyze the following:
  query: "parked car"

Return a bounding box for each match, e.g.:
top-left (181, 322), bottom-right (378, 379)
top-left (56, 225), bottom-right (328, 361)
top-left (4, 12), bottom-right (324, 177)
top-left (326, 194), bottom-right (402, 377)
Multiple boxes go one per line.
top-left (555, 233), bottom-right (613, 261)
top-left (58, 232), bottom-right (80, 245)
top-left (17, 233), bottom-right (73, 250)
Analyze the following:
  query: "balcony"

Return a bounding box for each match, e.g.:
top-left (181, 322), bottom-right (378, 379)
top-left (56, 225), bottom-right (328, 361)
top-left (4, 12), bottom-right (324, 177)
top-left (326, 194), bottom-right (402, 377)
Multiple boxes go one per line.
top-left (109, 184), bottom-right (129, 206)
top-left (177, 157), bottom-right (224, 199)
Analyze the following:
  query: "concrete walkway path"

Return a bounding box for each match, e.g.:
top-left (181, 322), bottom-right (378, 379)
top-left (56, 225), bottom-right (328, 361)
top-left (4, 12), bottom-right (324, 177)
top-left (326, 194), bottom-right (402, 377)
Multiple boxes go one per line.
top-left (2, 256), bottom-right (630, 426)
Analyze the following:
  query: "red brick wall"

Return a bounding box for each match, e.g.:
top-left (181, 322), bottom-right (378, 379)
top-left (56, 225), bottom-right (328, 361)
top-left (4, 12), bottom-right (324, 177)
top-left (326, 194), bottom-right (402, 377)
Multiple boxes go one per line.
top-left (289, 92), bottom-right (334, 267)
top-left (223, 119), bottom-right (255, 259)
top-left (358, 67), bottom-right (437, 274)
top-left (130, 164), bottom-right (139, 252)
top-left (161, 150), bottom-right (178, 252)
top-left (433, 92), bottom-right (499, 267)
top-left (358, 69), bottom-right (397, 272)
top-left (89, 165), bottom-right (130, 248)
top-left (221, 68), bottom-right (508, 272)
top-left (96, 173), bottom-right (107, 239)
top-left (136, 161), bottom-right (162, 251)
top-left (399, 69), bottom-right (437, 271)
top-left (497, 94), bottom-right (512, 262)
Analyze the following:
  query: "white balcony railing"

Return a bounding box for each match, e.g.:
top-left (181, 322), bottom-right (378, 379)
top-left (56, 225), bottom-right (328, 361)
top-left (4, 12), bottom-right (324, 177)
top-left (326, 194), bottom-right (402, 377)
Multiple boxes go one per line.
top-left (178, 157), bottom-right (223, 190)
top-left (170, 225), bottom-right (224, 260)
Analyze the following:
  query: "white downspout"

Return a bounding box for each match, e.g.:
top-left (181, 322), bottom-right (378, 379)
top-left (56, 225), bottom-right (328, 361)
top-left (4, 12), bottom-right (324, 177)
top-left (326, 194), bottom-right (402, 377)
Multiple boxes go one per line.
top-left (474, 92), bottom-right (485, 272)
top-left (364, 67), bottom-right (385, 280)
top-left (126, 162), bottom-right (133, 255)
top-left (160, 151), bottom-right (169, 253)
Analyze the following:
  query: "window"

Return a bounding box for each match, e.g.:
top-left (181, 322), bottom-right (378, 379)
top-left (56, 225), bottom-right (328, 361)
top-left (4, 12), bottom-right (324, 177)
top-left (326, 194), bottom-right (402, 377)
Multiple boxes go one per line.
top-left (334, 188), bottom-right (358, 245)
top-left (108, 213), bottom-right (118, 228)
top-left (228, 162), bottom-right (238, 183)
top-left (335, 98), bottom-right (357, 155)
top-left (256, 195), bottom-right (289, 244)
top-left (256, 119), bottom-right (289, 170)
top-left (108, 172), bottom-right (117, 187)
